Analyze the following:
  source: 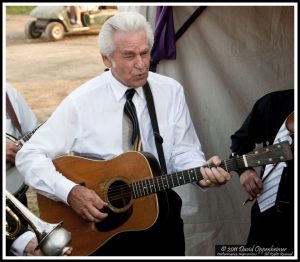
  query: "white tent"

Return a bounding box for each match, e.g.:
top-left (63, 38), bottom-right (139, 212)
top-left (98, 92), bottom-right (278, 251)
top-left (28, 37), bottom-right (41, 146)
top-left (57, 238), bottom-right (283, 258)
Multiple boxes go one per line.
top-left (119, 4), bottom-right (296, 256)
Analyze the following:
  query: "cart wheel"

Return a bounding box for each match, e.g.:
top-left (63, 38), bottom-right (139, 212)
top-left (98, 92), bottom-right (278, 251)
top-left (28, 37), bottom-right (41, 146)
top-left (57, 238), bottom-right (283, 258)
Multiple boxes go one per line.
top-left (45, 22), bottom-right (65, 41)
top-left (24, 20), bottom-right (42, 39)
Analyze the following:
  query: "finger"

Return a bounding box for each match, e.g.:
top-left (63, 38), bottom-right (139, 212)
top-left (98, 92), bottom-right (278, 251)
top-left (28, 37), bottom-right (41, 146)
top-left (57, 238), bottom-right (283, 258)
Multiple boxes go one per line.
top-left (207, 155), bottom-right (222, 166)
top-left (254, 177), bottom-right (264, 191)
top-left (212, 167), bottom-right (228, 184)
top-left (197, 178), bottom-right (212, 187)
top-left (92, 194), bottom-right (108, 210)
top-left (201, 166), bottom-right (218, 184)
top-left (88, 205), bottom-right (108, 222)
top-left (62, 247), bottom-right (73, 256)
top-left (248, 177), bottom-right (263, 197)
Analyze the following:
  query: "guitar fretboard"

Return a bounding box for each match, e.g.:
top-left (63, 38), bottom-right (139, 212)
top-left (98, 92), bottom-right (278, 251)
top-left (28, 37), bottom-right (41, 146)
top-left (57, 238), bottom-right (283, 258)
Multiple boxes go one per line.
top-left (132, 167), bottom-right (203, 198)
top-left (131, 141), bottom-right (292, 199)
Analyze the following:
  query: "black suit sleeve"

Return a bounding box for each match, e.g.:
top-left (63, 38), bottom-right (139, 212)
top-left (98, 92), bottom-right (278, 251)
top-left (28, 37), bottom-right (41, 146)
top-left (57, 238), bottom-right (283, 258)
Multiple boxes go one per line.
top-left (230, 89), bottom-right (294, 176)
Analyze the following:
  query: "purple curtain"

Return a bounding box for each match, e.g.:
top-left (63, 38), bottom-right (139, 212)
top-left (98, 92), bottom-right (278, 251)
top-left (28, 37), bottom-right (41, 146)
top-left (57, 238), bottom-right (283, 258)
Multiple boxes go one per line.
top-left (150, 6), bottom-right (176, 72)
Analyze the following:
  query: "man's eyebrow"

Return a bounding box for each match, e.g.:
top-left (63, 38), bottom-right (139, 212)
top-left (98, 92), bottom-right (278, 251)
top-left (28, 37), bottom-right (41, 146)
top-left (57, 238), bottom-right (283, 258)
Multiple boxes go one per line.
top-left (122, 50), bottom-right (135, 55)
top-left (122, 48), bottom-right (150, 55)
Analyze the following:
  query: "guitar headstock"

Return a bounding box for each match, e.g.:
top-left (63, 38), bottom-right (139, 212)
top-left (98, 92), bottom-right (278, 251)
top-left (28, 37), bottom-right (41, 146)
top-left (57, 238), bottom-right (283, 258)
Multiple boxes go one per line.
top-left (245, 141), bottom-right (293, 168)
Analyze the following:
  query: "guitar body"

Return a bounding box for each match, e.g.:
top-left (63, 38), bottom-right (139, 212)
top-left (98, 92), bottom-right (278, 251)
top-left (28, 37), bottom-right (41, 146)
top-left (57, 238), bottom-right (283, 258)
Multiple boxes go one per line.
top-left (37, 151), bottom-right (163, 256)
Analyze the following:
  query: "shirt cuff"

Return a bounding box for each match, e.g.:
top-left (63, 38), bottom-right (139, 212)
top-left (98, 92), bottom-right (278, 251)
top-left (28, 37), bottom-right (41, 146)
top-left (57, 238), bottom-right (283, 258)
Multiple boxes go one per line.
top-left (10, 231), bottom-right (36, 256)
top-left (55, 175), bottom-right (78, 205)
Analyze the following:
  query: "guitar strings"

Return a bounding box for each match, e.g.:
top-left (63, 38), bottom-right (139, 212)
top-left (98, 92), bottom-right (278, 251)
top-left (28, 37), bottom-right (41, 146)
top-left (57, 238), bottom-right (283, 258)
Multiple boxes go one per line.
top-left (95, 155), bottom-right (288, 202)
top-left (81, 145), bottom-right (291, 203)
top-left (96, 145), bottom-right (289, 201)
top-left (95, 148), bottom-right (290, 200)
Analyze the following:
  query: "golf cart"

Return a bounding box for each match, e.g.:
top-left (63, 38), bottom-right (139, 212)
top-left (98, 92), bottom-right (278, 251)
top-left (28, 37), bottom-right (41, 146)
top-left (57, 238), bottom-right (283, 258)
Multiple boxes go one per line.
top-left (24, 6), bottom-right (118, 41)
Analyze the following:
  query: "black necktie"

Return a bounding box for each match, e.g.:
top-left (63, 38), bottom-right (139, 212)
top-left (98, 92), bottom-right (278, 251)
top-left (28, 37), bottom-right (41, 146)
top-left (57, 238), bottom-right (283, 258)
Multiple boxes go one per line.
top-left (124, 89), bottom-right (140, 146)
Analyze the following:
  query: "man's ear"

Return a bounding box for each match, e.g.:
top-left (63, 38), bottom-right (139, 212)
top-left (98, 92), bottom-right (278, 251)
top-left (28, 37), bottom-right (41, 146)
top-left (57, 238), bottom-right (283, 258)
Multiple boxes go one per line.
top-left (101, 54), bottom-right (112, 68)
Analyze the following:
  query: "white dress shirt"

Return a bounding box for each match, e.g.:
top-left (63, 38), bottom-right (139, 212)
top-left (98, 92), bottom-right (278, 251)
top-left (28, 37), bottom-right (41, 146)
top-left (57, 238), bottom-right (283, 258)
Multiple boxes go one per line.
top-left (16, 71), bottom-right (206, 204)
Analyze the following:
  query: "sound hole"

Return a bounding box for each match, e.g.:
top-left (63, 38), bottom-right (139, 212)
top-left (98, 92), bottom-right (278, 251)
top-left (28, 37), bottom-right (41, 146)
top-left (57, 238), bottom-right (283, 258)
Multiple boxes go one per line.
top-left (95, 179), bottom-right (133, 232)
top-left (107, 180), bottom-right (132, 210)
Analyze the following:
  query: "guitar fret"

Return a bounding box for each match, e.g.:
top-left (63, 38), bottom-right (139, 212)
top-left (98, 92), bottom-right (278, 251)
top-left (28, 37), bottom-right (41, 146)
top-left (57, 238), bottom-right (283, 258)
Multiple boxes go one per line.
top-left (167, 175), bottom-right (173, 188)
top-left (182, 171), bottom-right (186, 184)
top-left (155, 177), bottom-right (160, 192)
top-left (131, 182), bottom-right (137, 199)
top-left (142, 179), bottom-right (148, 196)
top-left (184, 171), bottom-right (189, 183)
top-left (145, 179), bottom-right (151, 195)
top-left (173, 172), bottom-right (178, 187)
top-left (149, 179), bottom-right (155, 194)
top-left (140, 180), bottom-right (145, 197)
top-left (189, 169), bottom-right (195, 182)
top-left (137, 181), bottom-right (142, 198)
top-left (223, 160), bottom-right (228, 172)
top-left (158, 177), bottom-right (164, 190)
top-left (132, 182), bottom-right (137, 198)
top-left (162, 177), bottom-right (166, 189)
top-left (135, 182), bottom-right (140, 198)
top-left (178, 173), bottom-right (184, 185)
top-left (161, 177), bottom-right (165, 189)
top-left (163, 176), bottom-right (169, 189)
top-left (170, 173), bottom-right (175, 187)
top-left (175, 172), bottom-right (179, 186)
top-left (140, 181), bottom-right (145, 197)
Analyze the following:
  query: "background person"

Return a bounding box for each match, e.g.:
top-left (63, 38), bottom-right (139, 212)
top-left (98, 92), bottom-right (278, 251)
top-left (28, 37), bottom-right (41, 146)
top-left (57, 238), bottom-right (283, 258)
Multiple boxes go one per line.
top-left (230, 89), bottom-right (294, 254)
top-left (6, 83), bottom-right (39, 227)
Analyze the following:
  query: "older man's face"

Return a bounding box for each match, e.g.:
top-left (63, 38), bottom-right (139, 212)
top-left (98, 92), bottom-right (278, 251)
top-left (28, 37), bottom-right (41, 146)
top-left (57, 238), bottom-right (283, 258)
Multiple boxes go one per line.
top-left (108, 30), bottom-right (151, 88)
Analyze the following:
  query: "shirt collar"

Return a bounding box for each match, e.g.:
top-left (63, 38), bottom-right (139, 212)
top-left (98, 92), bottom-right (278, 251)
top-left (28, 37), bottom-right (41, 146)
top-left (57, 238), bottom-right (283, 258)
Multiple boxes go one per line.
top-left (108, 71), bottom-right (146, 102)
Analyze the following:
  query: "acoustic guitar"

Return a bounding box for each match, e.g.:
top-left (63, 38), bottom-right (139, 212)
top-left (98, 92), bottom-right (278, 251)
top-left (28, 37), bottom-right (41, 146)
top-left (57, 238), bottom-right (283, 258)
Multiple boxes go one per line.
top-left (37, 140), bottom-right (293, 256)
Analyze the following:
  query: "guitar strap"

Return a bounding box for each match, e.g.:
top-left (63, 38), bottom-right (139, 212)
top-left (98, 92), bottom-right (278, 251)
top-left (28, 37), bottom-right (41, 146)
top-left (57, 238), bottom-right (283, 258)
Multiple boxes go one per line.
top-left (6, 92), bottom-right (23, 135)
top-left (143, 81), bottom-right (167, 174)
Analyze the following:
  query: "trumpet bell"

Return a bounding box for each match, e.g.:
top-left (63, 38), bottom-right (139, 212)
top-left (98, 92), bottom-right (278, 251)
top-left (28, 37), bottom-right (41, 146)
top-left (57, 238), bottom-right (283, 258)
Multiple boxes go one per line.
top-left (37, 223), bottom-right (72, 256)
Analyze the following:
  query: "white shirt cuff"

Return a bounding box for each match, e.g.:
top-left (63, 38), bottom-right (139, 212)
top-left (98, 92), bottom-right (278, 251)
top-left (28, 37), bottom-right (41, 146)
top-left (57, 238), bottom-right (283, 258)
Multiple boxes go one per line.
top-left (55, 175), bottom-right (78, 204)
top-left (10, 231), bottom-right (36, 256)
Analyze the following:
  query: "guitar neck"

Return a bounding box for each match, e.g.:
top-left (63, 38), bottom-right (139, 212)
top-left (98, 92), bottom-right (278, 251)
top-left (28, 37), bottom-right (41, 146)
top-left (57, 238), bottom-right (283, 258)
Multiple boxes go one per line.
top-left (132, 166), bottom-right (203, 199)
top-left (132, 141), bottom-right (293, 199)
top-left (131, 160), bottom-right (231, 199)
top-left (18, 123), bottom-right (43, 145)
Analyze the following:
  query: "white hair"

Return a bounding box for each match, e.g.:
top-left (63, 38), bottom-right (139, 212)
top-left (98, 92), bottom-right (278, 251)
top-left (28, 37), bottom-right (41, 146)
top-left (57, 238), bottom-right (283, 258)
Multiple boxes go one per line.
top-left (98, 11), bottom-right (154, 57)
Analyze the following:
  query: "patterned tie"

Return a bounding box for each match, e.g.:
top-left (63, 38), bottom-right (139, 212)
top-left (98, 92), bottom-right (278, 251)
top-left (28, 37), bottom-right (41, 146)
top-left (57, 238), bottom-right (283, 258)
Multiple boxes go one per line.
top-left (124, 89), bottom-right (140, 146)
top-left (257, 122), bottom-right (292, 212)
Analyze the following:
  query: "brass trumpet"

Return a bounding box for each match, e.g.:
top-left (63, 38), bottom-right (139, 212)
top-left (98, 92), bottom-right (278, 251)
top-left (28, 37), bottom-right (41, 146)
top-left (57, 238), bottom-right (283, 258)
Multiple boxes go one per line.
top-left (6, 205), bottom-right (21, 240)
top-left (6, 190), bottom-right (72, 256)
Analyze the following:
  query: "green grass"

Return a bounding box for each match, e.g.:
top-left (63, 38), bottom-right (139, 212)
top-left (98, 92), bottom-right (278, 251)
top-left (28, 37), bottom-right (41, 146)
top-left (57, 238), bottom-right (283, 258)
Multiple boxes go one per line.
top-left (6, 6), bottom-right (36, 15)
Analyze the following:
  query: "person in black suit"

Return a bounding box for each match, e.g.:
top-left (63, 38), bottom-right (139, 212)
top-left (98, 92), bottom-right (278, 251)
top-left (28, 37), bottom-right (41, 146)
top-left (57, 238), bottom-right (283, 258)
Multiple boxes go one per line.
top-left (230, 89), bottom-right (294, 254)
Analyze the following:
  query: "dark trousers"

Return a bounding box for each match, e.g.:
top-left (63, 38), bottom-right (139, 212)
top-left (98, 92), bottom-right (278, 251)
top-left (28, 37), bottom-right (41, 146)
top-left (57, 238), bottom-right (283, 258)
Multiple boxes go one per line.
top-left (246, 201), bottom-right (294, 254)
top-left (92, 189), bottom-right (185, 256)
